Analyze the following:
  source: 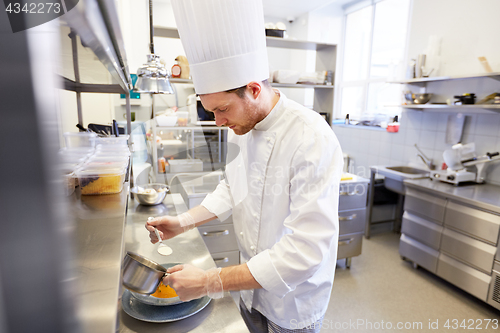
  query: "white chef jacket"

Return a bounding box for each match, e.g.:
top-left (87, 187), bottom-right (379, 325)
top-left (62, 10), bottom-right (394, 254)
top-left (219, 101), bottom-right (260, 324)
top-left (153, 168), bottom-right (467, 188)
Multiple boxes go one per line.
top-left (201, 91), bottom-right (343, 329)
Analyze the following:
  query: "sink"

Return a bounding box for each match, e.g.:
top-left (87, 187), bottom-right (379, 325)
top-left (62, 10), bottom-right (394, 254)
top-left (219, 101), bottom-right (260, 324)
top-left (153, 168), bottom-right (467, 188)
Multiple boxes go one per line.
top-left (385, 166), bottom-right (429, 175)
top-left (372, 165), bottom-right (429, 195)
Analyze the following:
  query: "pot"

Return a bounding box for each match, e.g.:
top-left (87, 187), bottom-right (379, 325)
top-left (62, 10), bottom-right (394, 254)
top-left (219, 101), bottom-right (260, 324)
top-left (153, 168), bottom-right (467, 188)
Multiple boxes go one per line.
top-left (122, 251), bottom-right (169, 294)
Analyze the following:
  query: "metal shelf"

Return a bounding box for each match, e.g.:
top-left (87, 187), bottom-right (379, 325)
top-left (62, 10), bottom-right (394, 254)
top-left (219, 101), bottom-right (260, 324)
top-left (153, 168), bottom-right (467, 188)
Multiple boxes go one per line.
top-left (62, 0), bottom-right (132, 92)
top-left (388, 72), bottom-right (500, 84)
top-left (169, 78), bottom-right (333, 89)
top-left (271, 83), bottom-right (334, 89)
top-left (157, 126), bottom-right (229, 130)
top-left (399, 104), bottom-right (500, 114)
top-left (153, 26), bottom-right (336, 125)
top-left (153, 26), bottom-right (337, 51)
top-left (265, 37), bottom-right (336, 51)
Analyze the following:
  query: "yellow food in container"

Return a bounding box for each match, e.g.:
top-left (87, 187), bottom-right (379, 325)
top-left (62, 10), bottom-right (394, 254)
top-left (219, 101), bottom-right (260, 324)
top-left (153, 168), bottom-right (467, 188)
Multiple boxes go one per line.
top-left (75, 166), bottom-right (126, 195)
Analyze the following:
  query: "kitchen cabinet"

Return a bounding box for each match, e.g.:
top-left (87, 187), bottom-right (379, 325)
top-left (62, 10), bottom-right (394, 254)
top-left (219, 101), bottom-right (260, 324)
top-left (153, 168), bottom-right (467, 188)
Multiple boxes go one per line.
top-left (338, 174), bottom-right (370, 268)
top-left (154, 27), bottom-right (337, 124)
top-left (399, 179), bottom-right (500, 308)
top-left (389, 72), bottom-right (500, 114)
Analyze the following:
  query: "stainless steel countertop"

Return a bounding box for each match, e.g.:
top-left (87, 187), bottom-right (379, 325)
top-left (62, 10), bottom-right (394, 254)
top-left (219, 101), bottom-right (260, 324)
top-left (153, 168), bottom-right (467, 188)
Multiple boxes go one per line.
top-left (404, 178), bottom-right (500, 215)
top-left (119, 193), bottom-right (249, 333)
top-left (73, 182), bottom-right (131, 333)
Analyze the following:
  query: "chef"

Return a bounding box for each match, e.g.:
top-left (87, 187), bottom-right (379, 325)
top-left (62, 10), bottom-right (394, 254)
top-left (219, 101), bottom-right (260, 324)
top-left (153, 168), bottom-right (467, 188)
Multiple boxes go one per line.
top-left (145, 0), bottom-right (343, 332)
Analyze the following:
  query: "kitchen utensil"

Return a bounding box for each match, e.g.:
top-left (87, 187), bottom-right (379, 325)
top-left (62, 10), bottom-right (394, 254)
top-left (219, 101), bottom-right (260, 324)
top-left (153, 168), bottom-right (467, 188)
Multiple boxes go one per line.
top-left (478, 56), bottom-right (493, 73)
top-left (432, 152), bottom-right (500, 185)
top-left (130, 262), bottom-right (183, 306)
top-left (122, 290), bottom-right (211, 323)
top-left (445, 114), bottom-right (466, 144)
top-left (404, 93), bottom-right (433, 104)
top-left (151, 220), bottom-right (173, 256)
top-left (131, 183), bottom-right (170, 205)
top-left (416, 54), bottom-right (426, 78)
top-left (454, 93), bottom-right (476, 105)
top-left (122, 251), bottom-right (170, 294)
top-left (112, 120), bottom-right (119, 137)
top-left (443, 149), bottom-right (462, 171)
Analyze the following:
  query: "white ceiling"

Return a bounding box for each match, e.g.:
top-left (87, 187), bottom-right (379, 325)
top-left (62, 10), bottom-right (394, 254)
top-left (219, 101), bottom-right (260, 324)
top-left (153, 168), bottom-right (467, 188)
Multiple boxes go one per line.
top-left (262, 0), bottom-right (352, 20)
top-left (155, 0), bottom-right (355, 21)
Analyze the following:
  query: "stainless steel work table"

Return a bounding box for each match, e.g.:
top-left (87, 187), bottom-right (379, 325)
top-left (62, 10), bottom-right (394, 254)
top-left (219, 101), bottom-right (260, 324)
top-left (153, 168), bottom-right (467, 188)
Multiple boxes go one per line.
top-left (119, 192), bottom-right (249, 333)
top-left (404, 178), bottom-right (500, 215)
top-left (73, 182), bottom-right (131, 333)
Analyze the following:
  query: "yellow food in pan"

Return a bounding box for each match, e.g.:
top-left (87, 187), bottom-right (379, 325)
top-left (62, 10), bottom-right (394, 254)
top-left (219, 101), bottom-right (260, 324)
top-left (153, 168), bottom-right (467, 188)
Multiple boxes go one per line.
top-left (151, 282), bottom-right (178, 298)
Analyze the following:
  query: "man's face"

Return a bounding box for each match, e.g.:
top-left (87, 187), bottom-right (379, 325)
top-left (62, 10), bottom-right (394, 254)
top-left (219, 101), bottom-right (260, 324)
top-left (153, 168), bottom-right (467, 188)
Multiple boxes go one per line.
top-left (199, 90), bottom-right (261, 135)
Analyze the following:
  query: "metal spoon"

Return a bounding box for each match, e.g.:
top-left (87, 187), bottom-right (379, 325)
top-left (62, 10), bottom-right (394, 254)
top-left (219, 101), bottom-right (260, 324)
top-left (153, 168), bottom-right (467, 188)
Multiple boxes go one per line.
top-left (148, 217), bottom-right (173, 256)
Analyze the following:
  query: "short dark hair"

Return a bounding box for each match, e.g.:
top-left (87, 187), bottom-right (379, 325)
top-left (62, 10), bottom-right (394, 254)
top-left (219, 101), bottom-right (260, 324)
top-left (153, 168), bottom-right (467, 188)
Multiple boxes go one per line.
top-left (225, 79), bottom-right (271, 98)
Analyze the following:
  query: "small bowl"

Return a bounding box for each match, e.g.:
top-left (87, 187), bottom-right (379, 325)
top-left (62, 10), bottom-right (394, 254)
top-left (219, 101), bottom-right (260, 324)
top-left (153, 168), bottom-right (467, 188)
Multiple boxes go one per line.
top-left (131, 183), bottom-right (170, 205)
top-left (405, 93), bottom-right (433, 104)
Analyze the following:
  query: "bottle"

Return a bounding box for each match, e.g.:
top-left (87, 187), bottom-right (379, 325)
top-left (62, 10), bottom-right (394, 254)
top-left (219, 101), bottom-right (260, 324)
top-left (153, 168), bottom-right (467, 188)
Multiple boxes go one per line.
top-left (406, 59), bottom-right (416, 79)
top-left (344, 114), bottom-right (350, 125)
top-left (386, 115), bottom-right (399, 133)
top-left (171, 63), bottom-right (181, 78)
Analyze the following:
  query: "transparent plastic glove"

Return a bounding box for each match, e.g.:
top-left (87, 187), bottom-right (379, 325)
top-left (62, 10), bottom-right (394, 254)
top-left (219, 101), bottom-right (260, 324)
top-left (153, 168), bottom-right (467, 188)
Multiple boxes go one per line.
top-left (145, 215), bottom-right (184, 243)
top-left (177, 212), bottom-right (196, 233)
top-left (164, 264), bottom-right (224, 302)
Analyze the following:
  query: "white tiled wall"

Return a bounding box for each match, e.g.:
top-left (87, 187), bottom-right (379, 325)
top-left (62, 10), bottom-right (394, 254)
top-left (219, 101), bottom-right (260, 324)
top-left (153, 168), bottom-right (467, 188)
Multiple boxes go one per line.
top-left (333, 111), bottom-right (500, 185)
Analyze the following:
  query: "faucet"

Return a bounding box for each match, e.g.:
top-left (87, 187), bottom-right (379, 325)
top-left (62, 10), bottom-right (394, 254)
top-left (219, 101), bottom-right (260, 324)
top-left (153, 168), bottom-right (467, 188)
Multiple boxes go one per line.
top-left (415, 144), bottom-right (435, 170)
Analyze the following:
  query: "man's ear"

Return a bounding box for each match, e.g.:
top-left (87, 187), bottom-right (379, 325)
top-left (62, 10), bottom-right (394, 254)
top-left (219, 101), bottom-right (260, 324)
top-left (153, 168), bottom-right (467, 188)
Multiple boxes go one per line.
top-left (246, 81), bottom-right (262, 100)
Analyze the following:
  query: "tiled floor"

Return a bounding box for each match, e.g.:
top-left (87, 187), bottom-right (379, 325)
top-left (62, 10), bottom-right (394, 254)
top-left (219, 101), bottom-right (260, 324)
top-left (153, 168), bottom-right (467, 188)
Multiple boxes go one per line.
top-left (325, 232), bottom-right (500, 332)
top-left (231, 231), bottom-right (500, 332)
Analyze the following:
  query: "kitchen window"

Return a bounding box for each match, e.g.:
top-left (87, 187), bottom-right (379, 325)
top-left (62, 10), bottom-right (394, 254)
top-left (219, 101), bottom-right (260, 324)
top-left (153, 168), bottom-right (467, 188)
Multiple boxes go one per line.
top-left (336, 0), bottom-right (411, 125)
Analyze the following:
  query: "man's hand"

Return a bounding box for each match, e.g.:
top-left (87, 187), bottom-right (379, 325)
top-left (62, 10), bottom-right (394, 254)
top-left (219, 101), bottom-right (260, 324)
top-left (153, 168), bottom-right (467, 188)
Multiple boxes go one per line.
top-left (145, 216), bottom-right (185, 243)
top-left (164, 264), bottom-right (223, 302)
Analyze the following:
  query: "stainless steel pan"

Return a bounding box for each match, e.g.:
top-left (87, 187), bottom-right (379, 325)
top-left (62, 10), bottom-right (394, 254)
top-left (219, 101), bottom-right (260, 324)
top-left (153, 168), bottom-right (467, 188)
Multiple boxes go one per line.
top-left (122, 251), bottom-right (169, 294)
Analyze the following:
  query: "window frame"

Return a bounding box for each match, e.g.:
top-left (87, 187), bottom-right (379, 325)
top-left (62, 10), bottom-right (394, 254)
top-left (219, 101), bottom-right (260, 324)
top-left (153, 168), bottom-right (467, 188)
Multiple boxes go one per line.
top-left (334, 0), bottom-right (413, 122)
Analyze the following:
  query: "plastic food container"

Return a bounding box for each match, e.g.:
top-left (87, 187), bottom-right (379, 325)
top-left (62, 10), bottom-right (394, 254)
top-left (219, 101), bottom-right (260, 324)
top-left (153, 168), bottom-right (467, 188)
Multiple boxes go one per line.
top-left (94, 150), bottom-right (131, 159)
top-left (96, 144), bottom-right (130, 152)
top-left (59, 147), bottom-right (95, 157)
top-left (88, 155), bottom-right (129, 164)
top-left (156, 115), bottom-right (178, 127)
top-left (64, 132), bottom-right (97, 148)
top-left (59, 163), bottom-right (81, 196)
top-left (84, 161), bottom-right (128, 170)
top-left (176, 111), bottom-right (189, 127)
top-left (96, 135), bottom-right (129, 147)
top-left (75, 165), bottom-right (126, 195)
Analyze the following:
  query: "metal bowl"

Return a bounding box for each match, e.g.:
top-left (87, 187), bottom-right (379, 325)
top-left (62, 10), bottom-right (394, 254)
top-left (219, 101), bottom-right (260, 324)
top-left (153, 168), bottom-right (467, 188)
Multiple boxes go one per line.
top-left (122, 252), bottom-right (167, 294)
top-left (131, 183), bottom-right (170, 205)
top-left (404, 93), bottom-right (433, 104)
top-left (130, 262), bottom-right (183, 306)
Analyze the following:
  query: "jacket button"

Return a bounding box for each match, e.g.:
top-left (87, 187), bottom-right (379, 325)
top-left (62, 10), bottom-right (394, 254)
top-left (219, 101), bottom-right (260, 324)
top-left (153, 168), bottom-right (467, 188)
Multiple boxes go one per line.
top-left (240, 232), bottom-right (244, 236)
top-left (250, 245), bottom-right (255, 250)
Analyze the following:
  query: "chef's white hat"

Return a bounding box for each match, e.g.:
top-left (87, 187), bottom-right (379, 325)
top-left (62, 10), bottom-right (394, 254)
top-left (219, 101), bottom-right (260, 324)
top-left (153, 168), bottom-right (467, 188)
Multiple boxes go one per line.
top-left (171, 0), bottom-right (269, 95)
